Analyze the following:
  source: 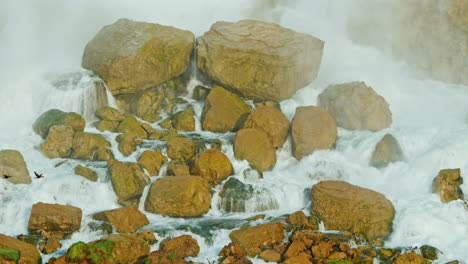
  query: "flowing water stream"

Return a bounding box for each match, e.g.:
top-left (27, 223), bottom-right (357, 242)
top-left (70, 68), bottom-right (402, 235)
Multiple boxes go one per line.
top-left (1, 0), bottom-right (468, 263)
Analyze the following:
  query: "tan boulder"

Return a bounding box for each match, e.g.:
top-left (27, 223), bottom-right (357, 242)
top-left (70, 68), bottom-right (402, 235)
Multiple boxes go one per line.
top-left (284, 240), bottom-right (306, 259)
top-left (108, 160), bottom-right (150, 207)
top-left (74, 164), bottom-right (98, 182)
top-left (28, 202), bottom-right (82, 234)
top-left (82, 18), bottom-right (194, 95)
top-left (260, 249), bottom-right (282, 262)
top-left (432, 168), bottom-right (464, 203)
top-left (0, 149), bottom-right (31, 184)
top-left (166, 160), bottom-right (191, 176)
top-left (95, 120), bottom-right (120, 132)
top-left (115, 116), bottom-right (148, 139)
top-left (229, 223), bottom-right (284, 255)
top-left (191, 148), bottom-right (234, 186)
top-left (70, 132), bottom-right (112, 160)
top-left (287, 211), bottom-right (309, 228)
top-left (393, 252), bottom-right (429, 264)
top-left (95, 106), bottom-right (125, 121)
top-left (145, 176), bottom-right (211, 217)
top-left (219, 242), bottom-right (247, 257)
top-left (137, 149), bottom-right (167, 176)
top-left (116, 133), bottom-right (141, 156)
top-left (317, 82), bottom-right (392, 131)
top-left (33, 109), bottom-right (85, 138)
top-left (0, 234), bottom-right (41, 264)
top-left (159, 235), bottom-right (200, 257)
top-left (167, 137), bottom-right (195, 160)
top-left (243, 106), bottom-right (290, 148)
top-left (234, 128), bottom-right (276, 171)
top-left (172, 106), bottom-right (195, 131)
top-left (370, 133), bottom-right (405, 168)
top-left (197, 20), bottom-right (324, 101)
top-left (283, 255), bottom-right (312, 264)
top-left (91, 234), bottom-right (151, 264)
top-left (40, 125), bottom-right (75, 158)
top-left (310, 181), bottom-right (395, 240)
top-left (95, 148), bottom-right (114, 161)
top-left (39, 236), bottom-right (61, 254)
top-left (202, 86), bottom-right (252, 133)
top-left (92, 207), bottom-right (149, 233)
top-left (291, 106), bottom-right (337, 159)
top-left (132, 230), bottom-right (157, 245)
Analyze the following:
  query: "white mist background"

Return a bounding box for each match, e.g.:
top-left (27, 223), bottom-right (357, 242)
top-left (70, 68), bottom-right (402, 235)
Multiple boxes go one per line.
top-left (1, 0), bottom-right (468, 263)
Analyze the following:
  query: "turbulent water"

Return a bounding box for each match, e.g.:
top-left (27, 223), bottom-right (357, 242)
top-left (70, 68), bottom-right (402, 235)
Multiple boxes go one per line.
top-left (1, 0), bottom-right (468, 263)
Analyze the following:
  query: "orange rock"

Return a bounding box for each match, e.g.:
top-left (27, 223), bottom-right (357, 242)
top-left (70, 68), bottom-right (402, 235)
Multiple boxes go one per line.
top-left (234, 128), bottom-right (276, 172)
top-left (0, 234), bottom-right (41, 264)
top-left (287, 211), bottom-right (308, 226)
top-left (160, 235), bottom-right (200, 257)
top-left (91, 234), bottom-right (150, 263)
top-left (432, 168), bottom-right (464, 203)
top-left (219, 242), bottom-right (248, 257)
top-left (393, 252), bottom-right (429, 264)
top-left (283, 255), bottom-right (312, 264)
top-left (243, 106), bottom-right (290, 148)
top-left (260, 249), bottom-right (282, 262)
top-left (167, 137), bottom-right (195, 160)
top-left (311, 241), bottom-right (332, 258)
top-left (284, 240), bottom-right (306, 259)
top-left (39, 236), bottom-right (61, 254)
top-left (137, 149), bottom-right (167, 176)
top-left (92, 207), bottom-right (149, 233)
top-left (192, 148), bottom-right (234, 186)
top-left (229, 223), bottom-right (284, 255)
top-left (28, 202), bottom-right (82, 234)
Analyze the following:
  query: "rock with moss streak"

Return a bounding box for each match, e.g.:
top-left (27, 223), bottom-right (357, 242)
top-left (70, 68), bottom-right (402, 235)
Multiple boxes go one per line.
top-left (33, 109), bottom-right (85, 138)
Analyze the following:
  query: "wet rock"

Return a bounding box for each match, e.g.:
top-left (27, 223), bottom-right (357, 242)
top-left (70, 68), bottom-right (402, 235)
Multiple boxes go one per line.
top-left (95, 120), bottom-right (120, 132)
top-left (234, 128), bottom-right (276, 171)
top-left (287, 211), bottom-right (317, 230)
top-left (229, 223), bottom-right (284, 255)
top-left (160, 235), bottom-right (200, 257)
top-left (33, 109), bottom-right (85, 138)
top-left (95, 148), bottom-right (114, 161)
top-left (393, 252), bottom-right (429, 264)
top-left (291, 106), bottom-right (337, 159)
top-left (197, 20), bottom-right (324, 101)
top-left (243, 106), bottom-right (290, 148)
top-left (131, 230), bottom-right (157, 245)
top-left (0, 234), bottom-right (41, 264)
top-left (145, 176), bottom-right (211, 217)
top-left (48, 241), bottom-right (115, 264)
top-left (166, 160), bottom-right (191, 176)
top-left (95, 106), bottom-right (125, 122)
top-left (28, 202), bottom-right (82, 234)
top-left (108, 160), bottom-right (150, 207)
top-left (283, 255), bottom-right (312, 264)
top-left (260, 249), bottom-right (282, 262)
top-left (0, 248), bottom-right (19, 264)
top-left (82, 18), bottom-right (194, 95)
top-left (74, 164), bottom-right (99, 182)
top-left (432, 168), bottom-right (464, 203)
top-left (192, 85), bottom-right (210, 101)
top-left (93, 234), bottom-right (151, 263)
top-left (310, 181), bottom-right (395, 241)
top-left (39, 236), bottom-right (61, 254)
top-left (137, 149), bottom-right (167, 176)
top-left (172, 106), bottom-right (195, 131)
top-left (88, 221), bottom-right (113, 235)
top-left (191, 148), bottom-right (234, 186)
top-left (219, 242), bottom-right (248, 258)
top-left (116, 133), bottom-right (141, 156)
top-left (318, 81), bottom-right (392, 131)
top-left (159, 117), bottom-right (173, 129)
top-left (135, 251), bottom-right (190, 264)
top-left (40, 125), bottom-right (75, 158)
top-left (201, 86), bottom-right (252, 133)
top-left (167, 137), bottom-right (195, 160)
top-left (115, 116), bottom-right (148, 139)
top-left (284, 240), bottom-right (306, 258)
top-left (70, 132), bottom-right (112, 160)
top-left (311, 240), bottom-right (332, 258)
top-left (419, 245), bottom-right (439, 261)
top-left (370, 134), bottom-right (405, 168)
top-left (92, 207), bottom-right (149, 233)
top-left (0, 149), bottom-right (31, 184)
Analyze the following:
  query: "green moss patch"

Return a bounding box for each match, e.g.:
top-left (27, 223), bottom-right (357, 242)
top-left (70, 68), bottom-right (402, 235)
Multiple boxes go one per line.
top-left (0, 248), bottom-right (20, 261)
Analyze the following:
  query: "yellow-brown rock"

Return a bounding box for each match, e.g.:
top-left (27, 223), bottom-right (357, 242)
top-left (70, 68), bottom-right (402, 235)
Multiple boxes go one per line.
top-left (40, 125), bottom-right (74, 158)
top-left (201, 86), bottom-right (252, 133)
top-left (39, 236), bottom-right (61, 254)
top-left (0, 149), bottom-right (31, 184)
top-left (219, 242), bottom-right (248, 257)
top-left (167, 137), bottom-right (195, 160)
top-left (291, 106), bottom-right (337, 159)
top-left (95, 106), bottom-right (125, 121)
top-left (33, 109), bottom-right (85, 139)
top-left (95, 120), bottom-right (120, 132)
top-left (234, 128), bottom-right (276, 172)
top-left (0, 234), bottom-right (41, 264)
top-left (82, 18), bottom-right (194, 95)
top-left (166, 160), bottom-right (191, 176)
top-left (243, 106), bottom-right (290, 148)
top-left (287, 211), bottom-right (308, 227)
top-left (92, 207), bottom-right (149, 233)
top-left (108, 160), bottom-right (150, 207)
top-left (115, 116), bottom-right (148, 139)
top-left (137, 149), bottom-right (167, 176)
top-left (284, 240), bottom-right (306, 259)
top-left (145, 176), bottom-right (211, 217)
top-left (310, 181), bottom-right (395, 240)
top-left (229, 223), bottom-right (284, 255)
top-left (197, 20), bottom-right (324, 101)
top-left (138, 251), bottom-right (191, 264)
top-left (172, 106), bottom-right (195, 131)
top-left (90, 234), bottom-right (151, 263)
top-left (393, 252), bottom-right (429, 264)
top-left (432, 168), bottom-right (464, 203)
top-left (370, 133), bottom-right (405, 168)
top-left (191, 148), bottom-right (234, 186)
top-left (28, 202), bottom-right (82, 233)
top-left (132, 230), bottom-right (157, 245)
top-left (70, 132), bottom-right (112, 160)
top-left (311, 241), bottom-right (332, 258)
top-left (74, 164), bottom-right (99, 182)
top-left (116, 133), bottom-right (140, 157)
top-left (260, 249), bottom-right (282, 262)
top-left (283, 255), bottom-right (312, 264)
top-left (159, 235), bottom-right (200, 257)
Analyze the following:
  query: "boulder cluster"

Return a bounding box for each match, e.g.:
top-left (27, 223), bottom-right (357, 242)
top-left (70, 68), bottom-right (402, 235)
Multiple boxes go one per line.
top-left (0, 17), bottom-right (464, 264)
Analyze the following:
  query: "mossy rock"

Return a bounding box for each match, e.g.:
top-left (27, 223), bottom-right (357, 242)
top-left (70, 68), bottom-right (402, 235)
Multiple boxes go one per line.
top-left (33, 109), bottom-right (85, 138)
top-left (64, 241), bottom-right (115, 264)
top-left (0, 248), bottom-right (20, 261)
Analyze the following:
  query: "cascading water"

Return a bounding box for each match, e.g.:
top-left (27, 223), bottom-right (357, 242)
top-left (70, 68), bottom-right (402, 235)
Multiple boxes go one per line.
top-left (1, 0), bottom-right (468, 263)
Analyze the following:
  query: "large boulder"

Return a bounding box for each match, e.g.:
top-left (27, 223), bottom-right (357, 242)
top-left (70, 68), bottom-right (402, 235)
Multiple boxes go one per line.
top-left (0, 149), bottom-right (31, 184)
top-left (234, 128), bottom-right (276, 171)
top-left (432, 168), bottom-right (464, 203)
top-left (137, 149), bottom-right (167, 176)
top-left (144, 176), bottom-right (211, 217)
top-left (291, 106), bottom-right (337, 159)
top-left (108, 160), bottom-right (150, 207)
top-left (317, 82), bottom-right (392, 131)
top-left (48, 241), bottom-right (116, 264)
top-left (92, 207), bottom-right (149, 233)
top-left (191, 148), bottom-right (233, 186)
top-left (243, 106), bottom-right (290, 148)
top-left (197, 20), bottom-right (324, 101)
top-left (33, 109), bottom-right (85, 138)
top-left (159, 235), bottom-right (200, 257)
top-left (310, 181), bottom-right (395, 241)
top-left (90, 234), bottom-right (151, 264)
top-left (229, 223), bottom-right (284, 255)
top-left (70, 132), bottom-right (112, 160)
top-left (201, 86), bottom-right (252, 133)
top-left (0, 234), bottom-right (41, 264)
top-left (28, 202), bottom-right (82, 234)
top-left (82, 18), bottom-right (194, 95)
top-left (40, 125), bottom-right (74, 158)
top-left (172, 106), bottom-right (195, 131)
top-left (95, 106), bottom-right (125, 122)
top-left (370, 133), bottom-right (405, 168)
